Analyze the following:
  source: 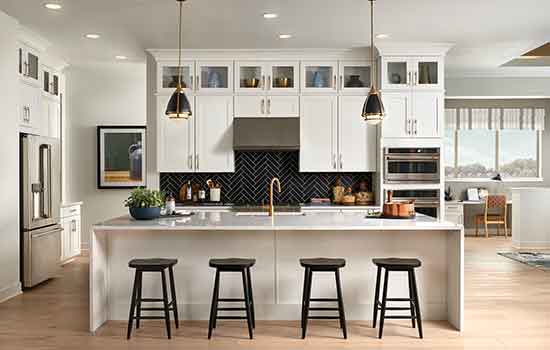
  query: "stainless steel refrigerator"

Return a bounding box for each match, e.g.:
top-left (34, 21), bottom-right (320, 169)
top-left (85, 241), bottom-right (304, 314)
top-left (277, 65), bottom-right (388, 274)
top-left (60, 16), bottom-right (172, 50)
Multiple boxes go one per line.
top-left (20, 134), bottom-right (62, 288)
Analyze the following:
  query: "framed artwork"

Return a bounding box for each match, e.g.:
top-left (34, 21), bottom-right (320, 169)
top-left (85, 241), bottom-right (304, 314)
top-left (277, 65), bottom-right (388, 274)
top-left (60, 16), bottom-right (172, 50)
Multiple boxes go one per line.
top-left (97, 126), bottom-right (146, 189)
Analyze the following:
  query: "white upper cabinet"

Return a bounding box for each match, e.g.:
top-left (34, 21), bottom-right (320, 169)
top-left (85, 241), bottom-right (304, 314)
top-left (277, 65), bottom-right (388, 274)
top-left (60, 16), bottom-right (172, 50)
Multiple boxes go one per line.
top-left (266, 96), bottom-right (299, 117)
top-left (338, 61), bottom-right (372, 95)
top-left (158, 60), bottom-right (195, 94)
top-left (196, 60), bottom-right (233, 94)
top-left (381, 56), bottom-right (443, 91)
top-left (195, 95), bottom-right (234, 172)
top-left (157, 95), bottom-right (195, 172)
top-left (18, 42), bottom-right (40, 86)
top-left (235, 61), bottom-right (299, 94)
top-left (301, 61), bottom-right (338, 93)
top-left (300, 95), bottom-right (338, 172)
top-left (412, 92), bottom-right (441, 138)
top-left (235, 95), bottom-right (265, 117)
top-left (381, 92), bottom-right (411, 138)
top-left (42, 66), bottom-right (60, 98)
top-left (235, 61), bottom-right (266, 94)
top-left (19, 81), bottom-right (42, 132)
top-left (338, 96), bottom-right (377, 172)
top-left (268, 61), bottom-right (299, 94)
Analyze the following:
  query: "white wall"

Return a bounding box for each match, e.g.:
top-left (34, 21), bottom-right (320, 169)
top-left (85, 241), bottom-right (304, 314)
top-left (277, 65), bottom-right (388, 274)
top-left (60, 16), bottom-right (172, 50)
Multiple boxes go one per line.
top-left (65, 62), bottom-right (146, 249)
top-left (0, 11), bottom-right (21, 302)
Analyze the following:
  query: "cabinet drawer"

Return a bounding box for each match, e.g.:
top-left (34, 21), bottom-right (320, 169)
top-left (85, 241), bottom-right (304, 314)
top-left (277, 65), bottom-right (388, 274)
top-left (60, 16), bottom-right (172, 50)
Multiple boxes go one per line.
top-left (61, 205), bottom-right (81, 218)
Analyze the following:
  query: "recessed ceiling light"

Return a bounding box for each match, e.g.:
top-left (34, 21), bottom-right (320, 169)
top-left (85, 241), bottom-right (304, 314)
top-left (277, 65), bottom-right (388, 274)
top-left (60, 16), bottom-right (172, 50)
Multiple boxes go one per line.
top-left (279, 34), bottom-right (292, 39)
top-left (263, 13), bottom-right (278, 19)
top-left (115, 55), bottom-right (128, 60)
top-left (44, 3), bottom-right (62, 10)
top-left (376, 34), bottom-right (390, 39)
top-left (84, 33), bottom-right (101, 39)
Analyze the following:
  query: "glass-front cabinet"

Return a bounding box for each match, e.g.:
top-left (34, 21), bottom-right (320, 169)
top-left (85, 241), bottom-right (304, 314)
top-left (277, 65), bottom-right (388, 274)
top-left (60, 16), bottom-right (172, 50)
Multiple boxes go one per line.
top-left (158, 61), bottom-right (195, 94)
top-left (42, 67), bottom-right (60, 97)
top-left (338, 61), bottom-right (372, 95)
top-left (301, 61), bottom-right (338, 93)
top-left (381, 56), bottom-right (443, 90)
top-left (235, 61), bottom-right (299, 94)
top-left (18, 43), bottom-right (40, 86)
top-left (196, 61), bottom-right (233, 94)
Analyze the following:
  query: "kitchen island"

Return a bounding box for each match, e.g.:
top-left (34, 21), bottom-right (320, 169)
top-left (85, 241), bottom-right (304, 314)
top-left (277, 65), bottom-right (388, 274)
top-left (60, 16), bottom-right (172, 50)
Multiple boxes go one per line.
top-left (90, 211), bottom-right (463, 333)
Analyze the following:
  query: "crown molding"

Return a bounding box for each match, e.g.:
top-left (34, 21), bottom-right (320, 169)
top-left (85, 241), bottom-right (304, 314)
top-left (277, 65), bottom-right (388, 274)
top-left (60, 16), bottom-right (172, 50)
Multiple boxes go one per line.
top-left (375, 42), bottom-right (454, 57)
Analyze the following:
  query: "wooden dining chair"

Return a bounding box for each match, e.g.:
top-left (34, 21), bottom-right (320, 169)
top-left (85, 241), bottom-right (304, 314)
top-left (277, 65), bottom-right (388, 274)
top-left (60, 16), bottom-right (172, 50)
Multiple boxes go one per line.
top-left (475, 195), bottom-right (508, 238)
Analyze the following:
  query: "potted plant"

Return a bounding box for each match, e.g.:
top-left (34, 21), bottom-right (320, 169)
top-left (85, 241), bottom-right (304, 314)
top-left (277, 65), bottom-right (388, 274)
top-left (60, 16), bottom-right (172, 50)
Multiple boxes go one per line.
top-left (125, 188), bottom-right (164, 220)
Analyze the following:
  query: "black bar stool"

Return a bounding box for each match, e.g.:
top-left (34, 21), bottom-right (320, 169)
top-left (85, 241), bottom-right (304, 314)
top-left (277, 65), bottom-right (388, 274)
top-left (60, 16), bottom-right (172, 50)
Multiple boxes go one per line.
top-left (300, 258), bottom-right (347, 339)
top-left (208, 258), bottom-right (256, 340)
top-left (127, 258), bottom-right (179, 340)
top-left (372, 258), bottom-right (423, 339)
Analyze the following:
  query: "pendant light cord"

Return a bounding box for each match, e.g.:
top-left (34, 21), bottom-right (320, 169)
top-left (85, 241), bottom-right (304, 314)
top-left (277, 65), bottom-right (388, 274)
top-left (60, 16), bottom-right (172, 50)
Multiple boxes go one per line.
top-left (370, 0), bottom-right (376, 89)
top-left (177, 0), bottom-right (183, 87)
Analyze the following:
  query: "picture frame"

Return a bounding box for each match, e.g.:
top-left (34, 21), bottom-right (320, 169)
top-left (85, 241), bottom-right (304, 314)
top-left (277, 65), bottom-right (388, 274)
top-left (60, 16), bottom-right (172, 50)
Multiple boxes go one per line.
top-left (97, 126), bottom-right (147, 189)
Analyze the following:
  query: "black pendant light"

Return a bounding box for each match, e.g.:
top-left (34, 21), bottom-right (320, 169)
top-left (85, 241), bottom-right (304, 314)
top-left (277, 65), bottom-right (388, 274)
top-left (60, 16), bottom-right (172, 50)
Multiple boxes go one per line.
top-left (361, 0), bottom-right (385, 125)
top-left (166, 0), bottom-right (192, 119)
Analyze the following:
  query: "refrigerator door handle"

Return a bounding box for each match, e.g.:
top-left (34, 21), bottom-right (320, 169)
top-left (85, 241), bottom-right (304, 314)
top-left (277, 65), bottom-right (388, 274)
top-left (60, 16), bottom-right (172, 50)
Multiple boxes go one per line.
top-left (39, 144), bottom-right (52, 219)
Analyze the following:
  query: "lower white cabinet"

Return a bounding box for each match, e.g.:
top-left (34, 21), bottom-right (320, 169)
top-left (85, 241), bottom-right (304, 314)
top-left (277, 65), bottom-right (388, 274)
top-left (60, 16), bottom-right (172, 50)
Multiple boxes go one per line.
top-left (60, 203), bottom-right (81, 262)
top-left (235, 95), bottom-right (299, 118)
top-left (157, 95), bottom-right (234, 172)
top-left (300, 95), bottom-right (377, 172)
top-left (445, 202), bottom-right (464, 225)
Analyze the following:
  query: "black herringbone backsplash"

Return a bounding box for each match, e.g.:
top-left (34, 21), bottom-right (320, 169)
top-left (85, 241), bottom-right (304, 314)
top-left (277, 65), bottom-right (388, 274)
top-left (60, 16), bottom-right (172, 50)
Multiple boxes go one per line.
top-left (160, 151), bottom-right (373, 204)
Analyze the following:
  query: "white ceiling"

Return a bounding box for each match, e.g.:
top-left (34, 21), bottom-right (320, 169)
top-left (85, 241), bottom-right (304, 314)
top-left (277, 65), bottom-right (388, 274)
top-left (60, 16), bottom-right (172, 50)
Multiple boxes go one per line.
top-left (1, 0), bottom-right (549, 75)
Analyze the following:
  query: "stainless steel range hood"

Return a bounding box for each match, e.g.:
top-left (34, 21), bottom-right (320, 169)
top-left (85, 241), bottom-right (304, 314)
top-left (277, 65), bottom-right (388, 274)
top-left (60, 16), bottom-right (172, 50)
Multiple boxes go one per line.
top-left (233, 117), bottom-right (300, 151)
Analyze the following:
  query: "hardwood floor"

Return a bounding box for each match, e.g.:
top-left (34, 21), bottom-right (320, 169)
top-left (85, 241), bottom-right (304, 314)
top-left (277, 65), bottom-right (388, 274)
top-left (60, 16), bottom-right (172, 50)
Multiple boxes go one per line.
top-left (1, 237), bottom-right (549, 349)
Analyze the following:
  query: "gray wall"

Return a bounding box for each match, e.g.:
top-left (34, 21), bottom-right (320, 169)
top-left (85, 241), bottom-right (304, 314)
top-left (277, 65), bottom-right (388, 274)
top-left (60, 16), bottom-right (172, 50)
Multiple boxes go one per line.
top-left (445, 77), bottom-right (550, 230)
top-left (65, 62), bottom-right (146, 250)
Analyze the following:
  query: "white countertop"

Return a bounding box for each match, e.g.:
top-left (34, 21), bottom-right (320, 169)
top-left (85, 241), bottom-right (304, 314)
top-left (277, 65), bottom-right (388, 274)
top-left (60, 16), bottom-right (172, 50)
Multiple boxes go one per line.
top-left (93, 211), bottom-right (462, 231)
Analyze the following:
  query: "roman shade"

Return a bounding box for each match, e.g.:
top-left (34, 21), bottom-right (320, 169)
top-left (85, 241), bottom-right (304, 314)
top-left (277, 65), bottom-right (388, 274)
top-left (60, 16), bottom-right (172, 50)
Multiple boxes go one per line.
top-left (445, 107), bottom-right (545, 131)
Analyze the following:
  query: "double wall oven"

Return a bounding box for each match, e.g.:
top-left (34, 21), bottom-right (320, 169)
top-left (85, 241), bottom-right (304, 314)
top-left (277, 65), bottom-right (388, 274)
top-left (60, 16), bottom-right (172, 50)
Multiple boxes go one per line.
top-left (384, 148), bottom-right (440, 183)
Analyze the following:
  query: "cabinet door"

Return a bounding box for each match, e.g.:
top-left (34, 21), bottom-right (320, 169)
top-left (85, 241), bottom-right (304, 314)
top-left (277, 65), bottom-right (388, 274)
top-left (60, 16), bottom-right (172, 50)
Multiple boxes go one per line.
top-left (235, 95), bottom-right (265, 117)
top-left (235, 61), bottom-right (266, 93)
top-left (268, 61), bottom-right (299, 94)
top-left (158, 61), bottom-right (195, 94)
top-left (266, 96), bottom-right (299, 117)
top-left (19, 82), bottom-right (41, 131)
top-left (338, 96), bottom-right (377, 172)
top-left (338, 61), bottom-right (372, 95)
top-left (300, 95), bottom-right (337, 172)
top-left (71, 216), bottom-right (81, 257)
top-left (196, 60), bottom-right (233, 94)
top-left (412, 57), bottom-right (443, 90)
top-left (60, 219), bottom-right (70, 261)
top-left (381, 92), bottom-right (411, 138)
top-left (48, 100), bottom-right (60, 138)
top-left (157, 95), bottom-right (195, 172)
top-left (412, 92), bottom-right (441, 138)
top-left (381, 57), bottom-right (412, 90)
top-left (195, 95), bottom-right (234, 172)
top-left (301, 61), bottom-right (338, 93)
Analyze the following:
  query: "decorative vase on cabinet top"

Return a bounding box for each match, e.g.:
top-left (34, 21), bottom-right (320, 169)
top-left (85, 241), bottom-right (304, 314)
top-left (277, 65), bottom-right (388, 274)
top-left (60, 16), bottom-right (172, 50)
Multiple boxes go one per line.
top-left (312, 71), bottom-right (324, 88)
top-left (207, 71), bottom-right (222, 88)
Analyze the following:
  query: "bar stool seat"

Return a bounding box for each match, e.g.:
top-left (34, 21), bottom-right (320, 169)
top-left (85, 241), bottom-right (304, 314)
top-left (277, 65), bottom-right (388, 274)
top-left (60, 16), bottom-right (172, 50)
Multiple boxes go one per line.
top-left (209, 258), bottom-right (256, 270)
top-left (129, 258), bottom-right (178, 269)
top-left (208, 258), bottom-right (256, 339)
top-left (127, 258), bottom-right (179, 340)
top-left (300, 257), bottom-right (347, 339)
top-left (372, 257), bottom-right (423, 339)
top-left (373, 258), bottom-right (421, 269)
top-left (300, 258), bottom-right (346, 270)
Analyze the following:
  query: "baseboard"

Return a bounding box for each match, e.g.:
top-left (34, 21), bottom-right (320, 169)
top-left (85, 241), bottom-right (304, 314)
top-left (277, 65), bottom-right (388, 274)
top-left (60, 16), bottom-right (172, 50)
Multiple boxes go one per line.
top-left (511, 241), bottom-right (550, 250)
top-left (0, 281), bottom-right (22, 304)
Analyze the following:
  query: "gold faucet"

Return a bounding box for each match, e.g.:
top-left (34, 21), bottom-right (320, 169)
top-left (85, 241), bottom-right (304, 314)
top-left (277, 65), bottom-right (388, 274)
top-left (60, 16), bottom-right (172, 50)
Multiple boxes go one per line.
top-left (269, 177), bottom-right (282, 217)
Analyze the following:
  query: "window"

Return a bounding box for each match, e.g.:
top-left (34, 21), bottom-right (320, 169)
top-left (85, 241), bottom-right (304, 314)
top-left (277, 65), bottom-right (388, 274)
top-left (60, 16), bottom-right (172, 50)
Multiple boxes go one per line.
top-left (445, 129), bottom-right (541, 180)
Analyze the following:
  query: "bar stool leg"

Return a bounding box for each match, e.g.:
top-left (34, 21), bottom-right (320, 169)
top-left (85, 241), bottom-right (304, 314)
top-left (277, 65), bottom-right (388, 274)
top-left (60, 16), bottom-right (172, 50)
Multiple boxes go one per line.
top-left (126, 270), bottom-right (140, 340)
top-left (242, 270), bottom-right (254, 339)
top-left (372, 265), bottom-right (381, 328)
top-left (301, 267), bottom-right (309, 330)
top-left (246, 267), bottom-right (255, 329)
top-left (208, 269), bottom-right (220, 339)
top-left (335, 269), bottom-right (348, 339)
top-left (378, 269), bottom-right (389, 339)
top-left (135, 271), bottom-right (143, 329)
top-left (168, 266), bottom-right (179, 329)
top-left (301, 268), bottom-right (313, 339)
top-left (411, 270), bottom-right (423, 339)
top-left (160, 269), bottom-right (172, 339)
top-left (408, 270), bottom-right (416, 329)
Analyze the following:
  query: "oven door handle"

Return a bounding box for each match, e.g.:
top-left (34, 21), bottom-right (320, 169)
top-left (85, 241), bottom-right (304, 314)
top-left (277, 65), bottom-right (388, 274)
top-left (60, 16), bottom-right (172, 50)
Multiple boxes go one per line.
top-left (385, 156), bottom-right (440, 161)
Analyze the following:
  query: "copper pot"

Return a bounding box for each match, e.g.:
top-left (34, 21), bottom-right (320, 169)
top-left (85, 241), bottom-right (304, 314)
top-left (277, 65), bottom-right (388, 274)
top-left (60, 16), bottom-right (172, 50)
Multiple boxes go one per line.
top-left (383, 190), bottom-right (415, 218)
